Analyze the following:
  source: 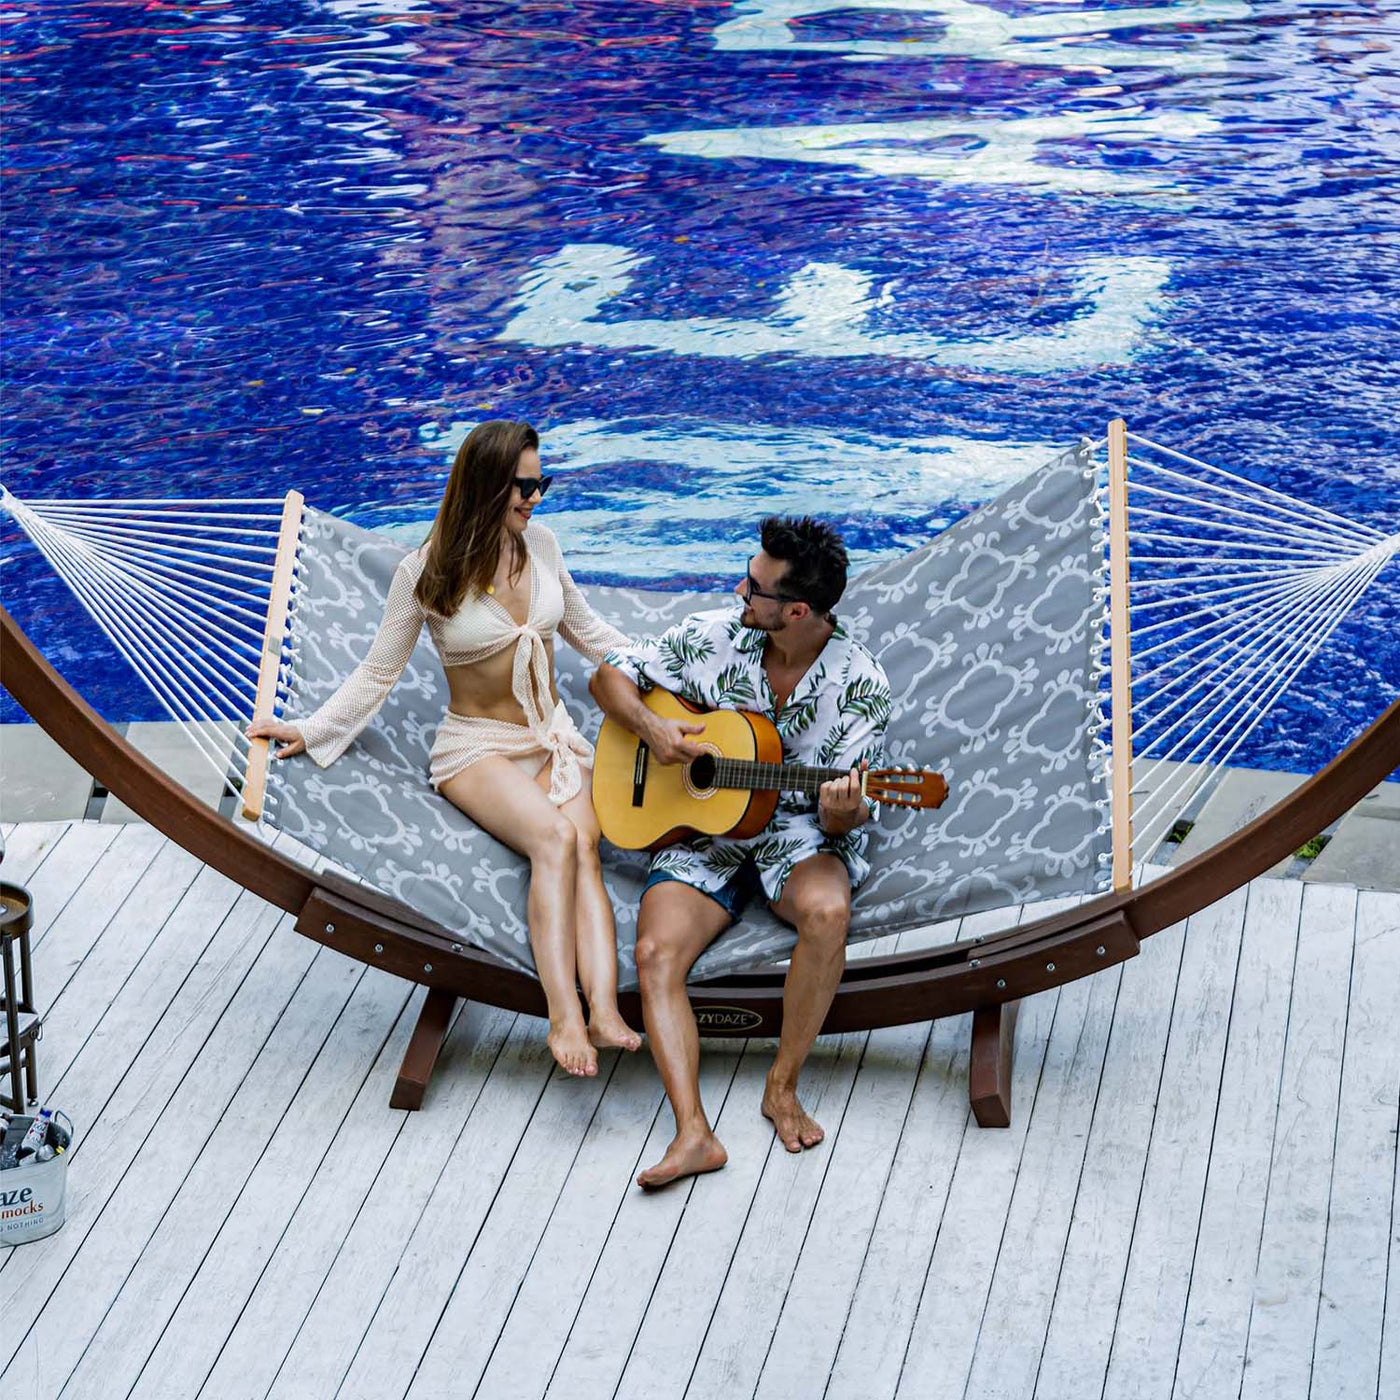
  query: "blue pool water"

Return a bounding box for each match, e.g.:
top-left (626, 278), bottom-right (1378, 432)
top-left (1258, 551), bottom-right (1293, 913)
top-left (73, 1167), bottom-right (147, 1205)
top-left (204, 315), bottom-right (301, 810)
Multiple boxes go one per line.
top-left (2, 0), bottom-right (1397, 773)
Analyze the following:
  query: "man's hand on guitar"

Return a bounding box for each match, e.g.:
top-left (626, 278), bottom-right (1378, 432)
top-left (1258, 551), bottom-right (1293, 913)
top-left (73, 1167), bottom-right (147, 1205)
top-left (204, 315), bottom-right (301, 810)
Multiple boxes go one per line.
top-left (819, 761), bottom-right (869, 836)
top-left (645, 714), bottom-right (707, 766)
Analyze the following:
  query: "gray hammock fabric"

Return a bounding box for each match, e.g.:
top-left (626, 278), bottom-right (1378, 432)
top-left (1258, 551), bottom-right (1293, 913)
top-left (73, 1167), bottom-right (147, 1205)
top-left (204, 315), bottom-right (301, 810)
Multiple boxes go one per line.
top-left (267, 442), bottom-right (1110, 987)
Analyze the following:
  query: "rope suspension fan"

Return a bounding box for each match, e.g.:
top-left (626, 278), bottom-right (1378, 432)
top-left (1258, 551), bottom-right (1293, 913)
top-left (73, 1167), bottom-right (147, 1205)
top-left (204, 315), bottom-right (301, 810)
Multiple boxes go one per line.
top-left (1092, 425), bottom-right (1398, 888)
top-left (0, 486), bottom-right (304, 821)
top-left (2, 422), bottom-right (1396, 1121)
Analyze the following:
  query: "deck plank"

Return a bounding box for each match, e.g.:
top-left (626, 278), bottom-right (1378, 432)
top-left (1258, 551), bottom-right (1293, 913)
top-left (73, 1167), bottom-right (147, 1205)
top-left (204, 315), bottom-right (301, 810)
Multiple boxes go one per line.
top-left (753, 1017), bottom-right (933, 1400)
top-left (1098, 883), bottom-right (1251, 1400)
top-left (543, 1046), bottom-right (745, 1400)
top-left (610, 1048), bottom-right (798, 1400)
top-left (16, 945), bottom-right (365, 1392)
top-left (680, 1030), bottom-right (868, 1399)
top-left (890, 987), bottom-right (1058, 1400)
top-left (0, 891), bottom-right (308, 1371)
top-left (470, 1048), bottom-right (671, 1399)
top-left (961, 963), bottom-right (1121, 1399)
top-left (823, 909), bottom-right (1014, 1400)
top-left (1310, 889), bottom-right (1400, 1399)
top-left (1239, 884), bottom-right (1357, 1400)
top-left (1171, 878), bottom-right (1304, 1400)
top-left (34, 838), bottom-right (208, 1089)
top-left (332, 1021), bottom-right (559, 1400)
top-left (2, 824), bottom-right (1390, 1400)
top-left (202, 1004), bottom-right (517, 1400)
top-left (25, 820), bottom-right (135, 954)
top-left (398, 1044), bottom-right (624, 1400)
top-left (1032, 909), bottom-right (1187, 1399)
top-left (0, 819), bottom-right (71, 886)
top-left (58, 962), bottom-right (412, 1399)
top-left (752, 924), bottom-right (959, 1400)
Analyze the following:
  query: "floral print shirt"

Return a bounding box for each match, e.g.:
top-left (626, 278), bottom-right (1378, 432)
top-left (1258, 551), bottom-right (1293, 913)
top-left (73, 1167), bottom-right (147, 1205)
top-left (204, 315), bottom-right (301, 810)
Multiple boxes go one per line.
top-left (604, 606), bottom-right (892, 904)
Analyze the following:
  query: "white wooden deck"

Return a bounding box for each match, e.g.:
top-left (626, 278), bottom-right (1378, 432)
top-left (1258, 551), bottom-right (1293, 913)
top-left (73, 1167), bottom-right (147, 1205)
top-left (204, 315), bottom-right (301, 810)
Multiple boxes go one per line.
top-left (1, 818), bottom-right (1396, 1400)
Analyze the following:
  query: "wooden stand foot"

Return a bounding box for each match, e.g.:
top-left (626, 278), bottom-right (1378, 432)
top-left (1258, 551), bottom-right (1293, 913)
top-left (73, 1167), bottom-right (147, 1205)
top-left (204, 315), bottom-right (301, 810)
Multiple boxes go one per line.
top-left (390, 986), bottom-right (458, 1111)
top-left (969, 1000), bottom-right (1019, 1129)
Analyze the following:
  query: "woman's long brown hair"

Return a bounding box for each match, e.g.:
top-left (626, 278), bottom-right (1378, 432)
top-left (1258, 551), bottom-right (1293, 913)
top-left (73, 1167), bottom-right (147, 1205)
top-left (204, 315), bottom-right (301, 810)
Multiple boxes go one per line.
top-left (415, 419), bottom-right (539, 617)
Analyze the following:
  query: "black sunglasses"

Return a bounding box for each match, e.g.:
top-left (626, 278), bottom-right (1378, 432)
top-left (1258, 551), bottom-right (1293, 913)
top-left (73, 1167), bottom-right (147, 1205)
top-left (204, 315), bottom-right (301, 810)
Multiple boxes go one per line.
top-left (513, 475), bottom-right (553, 501)
top-left (742, 566), bottom-right (801, 605)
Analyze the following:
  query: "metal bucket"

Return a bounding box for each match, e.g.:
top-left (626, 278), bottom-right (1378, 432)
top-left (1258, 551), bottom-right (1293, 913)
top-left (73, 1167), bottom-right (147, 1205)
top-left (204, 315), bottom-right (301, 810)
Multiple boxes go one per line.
top-left (0, 1110), bottom-right (72, 1246)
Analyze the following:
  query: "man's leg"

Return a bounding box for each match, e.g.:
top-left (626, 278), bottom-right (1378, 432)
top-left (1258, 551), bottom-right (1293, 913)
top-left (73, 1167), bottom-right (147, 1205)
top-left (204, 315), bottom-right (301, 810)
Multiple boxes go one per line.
top-left (765, 853), bottom-right (852, 1152)
top-left (634, 879), bottom-right (732, 1189)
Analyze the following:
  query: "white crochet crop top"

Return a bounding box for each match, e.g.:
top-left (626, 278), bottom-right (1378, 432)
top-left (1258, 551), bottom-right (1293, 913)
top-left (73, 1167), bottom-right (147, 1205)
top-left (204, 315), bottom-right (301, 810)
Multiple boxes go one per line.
top-left (296, 521), bottom-right (628, 767)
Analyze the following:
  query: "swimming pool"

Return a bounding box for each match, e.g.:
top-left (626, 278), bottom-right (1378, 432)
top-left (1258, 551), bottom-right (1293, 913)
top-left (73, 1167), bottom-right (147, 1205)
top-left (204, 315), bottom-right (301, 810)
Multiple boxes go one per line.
top-left (2, 0), bottom-right (1397, 772)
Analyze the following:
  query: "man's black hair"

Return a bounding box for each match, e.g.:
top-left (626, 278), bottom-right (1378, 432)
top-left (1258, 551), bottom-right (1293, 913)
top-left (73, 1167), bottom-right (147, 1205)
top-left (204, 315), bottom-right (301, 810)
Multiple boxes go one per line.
top-left (759, 515), bottom-right (849, 616)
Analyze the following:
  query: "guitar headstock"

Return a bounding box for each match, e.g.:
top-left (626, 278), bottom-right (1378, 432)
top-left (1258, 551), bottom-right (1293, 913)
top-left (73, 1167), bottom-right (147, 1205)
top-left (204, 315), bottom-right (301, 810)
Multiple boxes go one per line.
top-left (865, 767), bottom-right (949, 810)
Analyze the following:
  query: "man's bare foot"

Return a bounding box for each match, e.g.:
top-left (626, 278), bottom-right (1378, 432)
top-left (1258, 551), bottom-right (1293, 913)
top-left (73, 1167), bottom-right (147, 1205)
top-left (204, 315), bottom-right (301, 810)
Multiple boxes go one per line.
top-left (636, 1128), bottom-right (728, 1190)
top-left (588, 1013), bottom-right (643, 1053)
top-left (762, 1081), bottom-right (824, 1153)
top-left (548, 1019), bottom-right (598, 1077)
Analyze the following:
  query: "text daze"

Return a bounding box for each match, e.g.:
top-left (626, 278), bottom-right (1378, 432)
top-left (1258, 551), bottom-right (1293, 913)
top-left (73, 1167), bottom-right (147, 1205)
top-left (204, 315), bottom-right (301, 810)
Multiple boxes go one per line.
top-left (2, 1186), bottom-right (43, 1219)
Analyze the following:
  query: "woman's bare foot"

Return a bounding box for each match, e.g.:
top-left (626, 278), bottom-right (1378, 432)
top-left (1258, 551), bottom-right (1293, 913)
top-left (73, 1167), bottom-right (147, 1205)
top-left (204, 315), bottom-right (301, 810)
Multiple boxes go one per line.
top-left (588, 1012), bottom-right (643, 1053)
top-left (636, 1127), bottom-right (728, 1190)
top-left (548, 1018), bottom-right (598, 1077)
top-left (762, 1081), bottom-right (824, 1153)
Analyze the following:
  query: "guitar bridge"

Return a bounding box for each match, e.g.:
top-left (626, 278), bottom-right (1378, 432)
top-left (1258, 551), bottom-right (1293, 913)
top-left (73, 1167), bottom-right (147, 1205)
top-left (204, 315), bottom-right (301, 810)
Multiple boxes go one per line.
top-left (632, 742), bottom-right (649, 808)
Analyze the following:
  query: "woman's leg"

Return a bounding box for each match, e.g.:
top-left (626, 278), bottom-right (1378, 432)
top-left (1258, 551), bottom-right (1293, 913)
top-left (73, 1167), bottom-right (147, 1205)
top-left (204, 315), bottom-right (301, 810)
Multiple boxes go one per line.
top-left (544, 764), bottom-right (641, 1051)
top-left (437, 756), bottom-right (596, 1076)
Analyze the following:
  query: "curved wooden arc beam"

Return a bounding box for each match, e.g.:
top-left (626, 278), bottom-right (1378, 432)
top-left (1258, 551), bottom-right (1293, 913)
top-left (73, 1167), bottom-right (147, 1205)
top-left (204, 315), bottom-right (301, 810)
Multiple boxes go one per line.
top-left (4, 604), bottom-right (1398, 1084)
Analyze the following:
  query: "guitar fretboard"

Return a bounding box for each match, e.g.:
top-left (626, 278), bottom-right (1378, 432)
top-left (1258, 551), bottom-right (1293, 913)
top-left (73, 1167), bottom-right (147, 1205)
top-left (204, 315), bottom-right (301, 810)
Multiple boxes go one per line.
top-left (712, 758), bottom-right (853, 795)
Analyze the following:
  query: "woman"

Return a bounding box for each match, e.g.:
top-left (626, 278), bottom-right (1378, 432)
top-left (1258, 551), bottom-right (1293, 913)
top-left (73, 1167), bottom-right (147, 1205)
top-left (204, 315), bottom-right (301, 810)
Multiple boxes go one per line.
top-left (249, 420), bottom-right (641, 1078)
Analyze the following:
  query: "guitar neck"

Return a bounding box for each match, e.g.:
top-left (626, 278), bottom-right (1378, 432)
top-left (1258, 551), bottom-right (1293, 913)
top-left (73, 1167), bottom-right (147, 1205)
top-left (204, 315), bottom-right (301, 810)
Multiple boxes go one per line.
top-left (712, 758), bottom-right (854, 796)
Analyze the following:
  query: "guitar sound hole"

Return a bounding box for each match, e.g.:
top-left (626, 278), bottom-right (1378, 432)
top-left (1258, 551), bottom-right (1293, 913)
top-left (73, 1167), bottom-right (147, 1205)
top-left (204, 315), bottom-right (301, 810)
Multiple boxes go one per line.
top-left (689, 753), bottom-right (717, 790)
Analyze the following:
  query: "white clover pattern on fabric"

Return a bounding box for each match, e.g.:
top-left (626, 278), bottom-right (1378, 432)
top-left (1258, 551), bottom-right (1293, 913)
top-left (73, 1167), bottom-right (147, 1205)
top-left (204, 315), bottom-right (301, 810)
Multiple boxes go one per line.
top-left (267, 443), bottom-right (1111, 987)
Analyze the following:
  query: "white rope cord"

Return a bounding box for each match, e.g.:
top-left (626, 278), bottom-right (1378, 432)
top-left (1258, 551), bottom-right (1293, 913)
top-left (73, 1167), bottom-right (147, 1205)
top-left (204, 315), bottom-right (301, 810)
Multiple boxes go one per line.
top-left (1128, 567), bottom-right (1345, 619)
top-left (1130, 555), bottom-right (1377, 821)
top-left (1131, 587), bottom-right (1354, 850)
top-left (1126, 529), bottom-right (1368, 562)
top-left (1128, 566), bottom-right (1345, 594)
top-left (27, 531), bottom-right (291, 612)
top-left (26, 502), bottom-right (285, 528)
top-left (1123, 469), bottom-right (1383, 553)
top-left (30, 521), bottom-right (270, 696)
top-left (1124, 498), bottom-right (1374, 556)
top-left (29, 517), bottom-right (251, 792)
top-left (1130, 553), bottom-right (1387, 857)
top-left (33, 514), bottom-right (279, 563)
top-left (28, 528), bottom-right (276, 647)
top-left (25, 509), bottom-right (270, 722)
top-left (31, 522), bottom-right (287, 594)
top-left (1130, 560), bottom-right (1362, 762)
top-left (31, 495), bottom-right (288, 505)
top-left (1128, 555), bottom-right (1331, 574)
top-left (61, 550), bottom-right (274, 645)
top-left (1125, 432), bottom-right (1387, 540)
top-left (31, 516), bottom-right (263, 722)
top-left (1131, 575), bottom-right (1339, 700)
top-left (1142, 548), bottom-right (1383, 834)
top-left (1129, 559), bottom-right (1342, 652)
top-left (1095, 434), bottom-right (1397, 872)
top-left (23, 513), bottom-right (282, 556)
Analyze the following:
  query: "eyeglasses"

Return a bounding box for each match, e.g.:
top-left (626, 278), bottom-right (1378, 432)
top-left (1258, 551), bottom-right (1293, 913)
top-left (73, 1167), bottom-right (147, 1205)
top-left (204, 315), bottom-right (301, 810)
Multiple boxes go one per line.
top-left (513, 475), bottom-right (553, 501)
top-left (741, 566), bottom-right (800, 605)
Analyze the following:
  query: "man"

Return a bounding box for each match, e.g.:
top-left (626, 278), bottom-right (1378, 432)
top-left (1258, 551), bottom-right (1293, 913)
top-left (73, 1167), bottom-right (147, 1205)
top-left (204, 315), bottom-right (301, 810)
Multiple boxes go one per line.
top-left (591, 517), bottom-right (892, 1189)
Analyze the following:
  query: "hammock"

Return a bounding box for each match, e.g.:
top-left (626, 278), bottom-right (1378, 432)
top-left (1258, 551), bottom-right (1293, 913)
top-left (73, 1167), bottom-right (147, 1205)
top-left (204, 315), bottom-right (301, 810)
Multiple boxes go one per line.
top-left (4, 421), bottom-right (1396, 1120)
top-left (3, 429), bottom-right (1395, 989)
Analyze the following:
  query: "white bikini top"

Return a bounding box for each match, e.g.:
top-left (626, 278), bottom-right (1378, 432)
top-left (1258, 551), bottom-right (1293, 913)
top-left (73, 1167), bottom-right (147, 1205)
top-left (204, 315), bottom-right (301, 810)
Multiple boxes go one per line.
top-left (297, 521), bottom-right (628, 767)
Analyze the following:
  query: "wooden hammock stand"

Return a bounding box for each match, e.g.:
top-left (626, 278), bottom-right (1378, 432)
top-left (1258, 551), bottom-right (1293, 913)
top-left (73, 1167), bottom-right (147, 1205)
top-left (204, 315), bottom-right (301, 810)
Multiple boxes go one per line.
top-left (5, 606), bottom-right (1397, 1124)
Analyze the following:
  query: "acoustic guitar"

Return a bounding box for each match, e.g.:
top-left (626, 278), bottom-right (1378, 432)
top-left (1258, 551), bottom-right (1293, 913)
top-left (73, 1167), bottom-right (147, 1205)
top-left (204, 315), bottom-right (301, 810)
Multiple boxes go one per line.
top-left (592, 687), bottom-right (949, 851)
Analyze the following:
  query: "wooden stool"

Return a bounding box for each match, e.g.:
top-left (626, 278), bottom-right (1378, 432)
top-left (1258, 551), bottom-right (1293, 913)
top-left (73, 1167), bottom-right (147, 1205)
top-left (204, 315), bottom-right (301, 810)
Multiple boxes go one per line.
top-left (0, 881), bottom-right (41, 1113)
